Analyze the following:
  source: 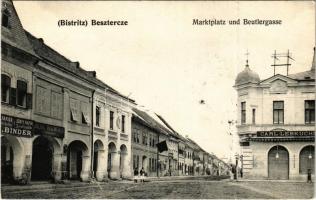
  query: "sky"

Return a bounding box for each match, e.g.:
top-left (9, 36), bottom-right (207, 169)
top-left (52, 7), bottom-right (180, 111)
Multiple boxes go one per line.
top-left (14, 1), bottom-right (315, 159)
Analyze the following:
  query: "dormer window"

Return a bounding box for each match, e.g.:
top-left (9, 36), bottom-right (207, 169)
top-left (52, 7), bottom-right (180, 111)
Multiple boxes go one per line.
top-left (2, 9), bottom-right (10, 28)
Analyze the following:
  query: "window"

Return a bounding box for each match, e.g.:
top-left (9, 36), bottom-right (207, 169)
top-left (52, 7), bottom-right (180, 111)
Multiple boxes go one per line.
top-left (96, 106), bottom-right (100, 126)
top-left (81, 102), bottom-right (89, 124)
top-left (142, 133), bottom-right (147, 145)
top-left (149, 136), bottom-right (152, 146)
top-left (133, 132), bottom-right (137, 143)
top-left (16, 80), bottom-right (27, 107)
top-left (110, 111), bottom-right (114, 130)
top-left (133, 155), bottom-right (136, 169)
top-left (136, 155), bottom-right (139, 169)
top-left (273, 101), bottom-right (284, 124)
top-left (305, 100), bottom-right (315, 124)
top-left (70, 98), bottom-right (79, 122)
top-left (1, 74), bottom-right (10, 103)
top-left (252, 108), bottom-right (256, 124)
top-left (2, 9), bottom-right (10, 28)
top-left (121, 115), bottom-right (125, 133)
top-left (149, 158), bottom-right (152, 172)
top-left (241, 102), bottom-right (246, 124)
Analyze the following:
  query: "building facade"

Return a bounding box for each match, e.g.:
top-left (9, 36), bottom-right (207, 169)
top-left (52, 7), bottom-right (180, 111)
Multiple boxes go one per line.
top-left (1, 0), bottom-right (133, 184)
top-left (234, 50), bottom-right (315, 180)
top-left (131, 107), bottom-right (159, 177)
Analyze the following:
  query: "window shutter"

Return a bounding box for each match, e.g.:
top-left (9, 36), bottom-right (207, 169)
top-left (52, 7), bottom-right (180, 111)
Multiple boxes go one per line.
top-left (9, 87), bottom-right (16, 105)
top-left (26, 93), bottom-right (32, 109)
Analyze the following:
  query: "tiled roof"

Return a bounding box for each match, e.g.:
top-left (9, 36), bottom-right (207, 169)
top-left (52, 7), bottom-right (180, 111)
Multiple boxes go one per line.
top-left (24, 30), bottom-right (134, 102)
top-left (2, 0), bottom-right (37, 57)
top-left (156, 114), bottom-right (180, 139)
top-left (132, 107), bottom-right (170, 136)
top-left (288, 69), bottom-right (315, 81)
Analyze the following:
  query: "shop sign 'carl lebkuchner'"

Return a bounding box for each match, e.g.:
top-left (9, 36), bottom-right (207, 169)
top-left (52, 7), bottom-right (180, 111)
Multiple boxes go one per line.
top-left (1, 114), bottom-right (33, 137)
top-left (257, 131), bottom-right (315, 137)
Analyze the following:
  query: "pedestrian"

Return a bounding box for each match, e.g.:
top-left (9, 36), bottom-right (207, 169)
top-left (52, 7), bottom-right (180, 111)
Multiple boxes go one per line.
top-left (307, 168), bottom-right (312, 183)
top-left (140, 167), bottom-right (145, 182)
top-left (240, 168), bottom-right (243, 178)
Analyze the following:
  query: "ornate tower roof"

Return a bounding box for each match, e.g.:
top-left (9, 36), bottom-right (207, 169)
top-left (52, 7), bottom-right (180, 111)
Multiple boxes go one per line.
top-left (235, 60), bottom-right (260, 86)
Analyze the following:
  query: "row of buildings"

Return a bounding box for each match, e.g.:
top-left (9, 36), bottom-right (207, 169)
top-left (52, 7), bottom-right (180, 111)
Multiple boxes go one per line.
top-left (1, 0), bottom-right (229, 184)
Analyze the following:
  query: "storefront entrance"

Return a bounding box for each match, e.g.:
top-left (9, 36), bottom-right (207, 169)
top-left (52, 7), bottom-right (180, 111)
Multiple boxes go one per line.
top-left (31, 136), bottom-right (53, 181)
top-left (299, 145), bottom-right (314, 174)
top-left (268, 145), bottom-right (289, 180)
top-left (1, 137), bottom-right (14, 183)
top-left (67, 140), bottom-right (88, 180)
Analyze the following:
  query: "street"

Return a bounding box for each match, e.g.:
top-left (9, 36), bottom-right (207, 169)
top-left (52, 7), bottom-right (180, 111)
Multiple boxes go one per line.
top-left (2, 179), bottom-right (314, 199)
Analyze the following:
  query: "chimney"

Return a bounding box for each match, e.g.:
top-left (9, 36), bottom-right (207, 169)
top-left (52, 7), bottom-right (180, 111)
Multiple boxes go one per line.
top-left (70, 61), bottom-right (80, 69)
top-left (88, 71), bottom-right (96, 77)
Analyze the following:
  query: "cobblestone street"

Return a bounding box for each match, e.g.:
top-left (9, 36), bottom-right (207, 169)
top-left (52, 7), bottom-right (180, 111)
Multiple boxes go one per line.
top-left (2, 179), bottom-right (314, 199)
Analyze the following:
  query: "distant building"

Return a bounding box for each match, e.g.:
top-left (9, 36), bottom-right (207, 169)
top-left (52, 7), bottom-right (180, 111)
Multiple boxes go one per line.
top-left (234, 49), bottom-right (315, 180)
top-left (131, 107), bottom-right (159, 177)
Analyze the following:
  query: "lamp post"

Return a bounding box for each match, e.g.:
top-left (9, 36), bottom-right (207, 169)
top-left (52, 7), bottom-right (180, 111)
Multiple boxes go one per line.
top-left (234, 153), bottom-right (239, 180)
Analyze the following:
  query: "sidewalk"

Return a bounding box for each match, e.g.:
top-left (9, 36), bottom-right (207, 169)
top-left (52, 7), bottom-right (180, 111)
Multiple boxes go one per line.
top-left (231, 178), bottom-right (309, 183)
top-left (1, 175), bottom-right (229, 193)
top-left (1, 179), bottom-right (132, 193)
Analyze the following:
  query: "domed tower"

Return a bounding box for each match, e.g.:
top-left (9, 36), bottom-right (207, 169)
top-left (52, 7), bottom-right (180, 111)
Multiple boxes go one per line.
top-left (235, 60), bottom-right (260, 86)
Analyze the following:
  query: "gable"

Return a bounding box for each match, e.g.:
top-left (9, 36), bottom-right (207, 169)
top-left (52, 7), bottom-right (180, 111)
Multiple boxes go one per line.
top-left (260, 74), bottom-right (298, 85)
top-left (269, 79), bottom-right (288, 94)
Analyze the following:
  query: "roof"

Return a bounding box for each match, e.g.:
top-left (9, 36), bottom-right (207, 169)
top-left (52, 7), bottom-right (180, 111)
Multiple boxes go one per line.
top-left (156, 114), bottom-right (180, 139)
top-left (288, 69), bottom-right (315, 81)
top-left (2, 0), bottom-right (38, 58)
top-left (235, 64), bottom-right (260, 86)
top-left (132, 107), bottom-right (170, 136)
top-left (24, 30), bottom-right (135, 102)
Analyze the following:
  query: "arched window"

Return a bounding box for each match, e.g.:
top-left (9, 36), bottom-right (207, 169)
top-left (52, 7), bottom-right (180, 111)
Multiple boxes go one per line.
top-left (299, 145), bottom-right (314, 174)
top-left (1, 74), bottom-right (10, 103)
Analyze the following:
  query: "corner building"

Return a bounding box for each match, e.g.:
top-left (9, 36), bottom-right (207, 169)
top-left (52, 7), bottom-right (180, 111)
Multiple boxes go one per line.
top-left (234, 50), bottom-right (315, 180)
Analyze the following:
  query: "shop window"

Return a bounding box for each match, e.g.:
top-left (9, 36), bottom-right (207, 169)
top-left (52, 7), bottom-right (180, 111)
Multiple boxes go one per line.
top-left (273, 101), bottom-right (284, 124)
top-left (110, 111), bottom-right (114, 130)
top-left (305, 100), bottom-right (315, 124)
top-left (1, 74), bottom-right (10, 103)
top-left (241, 102), bottom-right (246, 124)
top-left (121, 115), bottom-right (125, 133)
top-left (96, 106), bottom-right (100, 126)
top-left (16, 80), bottom-right (27, 107)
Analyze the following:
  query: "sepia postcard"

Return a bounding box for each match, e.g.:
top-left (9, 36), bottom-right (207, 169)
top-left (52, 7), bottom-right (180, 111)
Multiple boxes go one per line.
top-left (1, 0), bottom-right (315, 199)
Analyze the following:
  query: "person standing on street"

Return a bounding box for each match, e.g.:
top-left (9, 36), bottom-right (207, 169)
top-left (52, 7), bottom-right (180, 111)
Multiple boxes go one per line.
top-left (307, 168), bottom-right (312, 183)
top-left (140, 167), bottom-right (145, 182)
